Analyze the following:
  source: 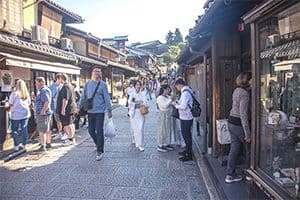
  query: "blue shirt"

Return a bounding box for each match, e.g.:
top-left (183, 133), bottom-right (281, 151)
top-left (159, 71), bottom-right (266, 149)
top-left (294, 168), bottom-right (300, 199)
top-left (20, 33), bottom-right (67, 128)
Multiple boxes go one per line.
top-left (79, 80), bottom-right (112, 114)
top-left (49, 83), bottom-right (60, 110)
top-left (35, 86), bottom-right (52, 116)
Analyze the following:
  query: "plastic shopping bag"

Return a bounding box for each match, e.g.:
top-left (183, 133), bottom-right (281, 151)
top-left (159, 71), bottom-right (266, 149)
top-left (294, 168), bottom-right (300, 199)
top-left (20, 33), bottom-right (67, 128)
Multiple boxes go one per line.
top-left (104, 118), bottom-right (116, 138)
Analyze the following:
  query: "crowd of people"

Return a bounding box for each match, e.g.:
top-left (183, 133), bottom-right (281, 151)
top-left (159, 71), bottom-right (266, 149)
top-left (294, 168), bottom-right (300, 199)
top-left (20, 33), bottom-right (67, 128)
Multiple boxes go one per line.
top-left (7, 65), bottom-right (252, 177)
top-left (8, 67), bottom-right (112, 161)
top-left (126, 75), bottom-right (195, 162)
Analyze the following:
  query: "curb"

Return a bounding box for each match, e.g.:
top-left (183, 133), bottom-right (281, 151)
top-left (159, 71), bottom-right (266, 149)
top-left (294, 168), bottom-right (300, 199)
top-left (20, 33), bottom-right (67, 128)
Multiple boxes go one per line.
top-left (193, 139), bottom-right (221, 200)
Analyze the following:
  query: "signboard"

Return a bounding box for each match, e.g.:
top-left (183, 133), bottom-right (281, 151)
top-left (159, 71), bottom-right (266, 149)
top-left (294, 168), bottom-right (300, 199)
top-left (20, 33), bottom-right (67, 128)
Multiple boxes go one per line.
top-left (0, 70), bottom-right (13, 92)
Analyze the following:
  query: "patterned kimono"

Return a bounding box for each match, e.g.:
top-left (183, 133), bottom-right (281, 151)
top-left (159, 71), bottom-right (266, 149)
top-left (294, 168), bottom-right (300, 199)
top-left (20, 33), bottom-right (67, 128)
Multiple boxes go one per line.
top-left (128, 90), bottom-right (148, 148)
top-left (156, 95), bottom-right (172, 147)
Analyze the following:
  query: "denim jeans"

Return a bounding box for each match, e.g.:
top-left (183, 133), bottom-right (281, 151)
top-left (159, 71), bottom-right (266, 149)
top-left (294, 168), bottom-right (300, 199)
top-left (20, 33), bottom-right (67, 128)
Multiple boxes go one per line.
top-left (11, 118), bottom-right (29, 146)
top-left (88, 113), bottom-right (105, 153)
top-left (227, 122), bottom-right (251, 176)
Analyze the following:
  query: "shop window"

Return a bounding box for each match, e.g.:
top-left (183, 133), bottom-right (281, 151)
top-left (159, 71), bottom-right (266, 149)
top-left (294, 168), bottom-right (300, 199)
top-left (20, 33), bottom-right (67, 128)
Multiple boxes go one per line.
top-left (258, 3), bottom-right (300, 198)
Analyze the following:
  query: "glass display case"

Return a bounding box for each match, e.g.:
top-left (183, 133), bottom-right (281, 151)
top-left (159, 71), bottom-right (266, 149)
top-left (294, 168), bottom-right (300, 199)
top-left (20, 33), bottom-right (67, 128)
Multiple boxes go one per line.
top-left (258, 3), bottom-right (300, 198)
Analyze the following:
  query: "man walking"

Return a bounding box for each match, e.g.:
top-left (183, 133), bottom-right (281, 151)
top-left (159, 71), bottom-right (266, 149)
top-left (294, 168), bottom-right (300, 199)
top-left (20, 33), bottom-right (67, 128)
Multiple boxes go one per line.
top-left (79, 66), bottom-right (112, 161)
top-left (35, 77), bottom-right (52, 151)
top-left (56, 74), bottom-right (77, 146)
top-left (50, 74), bottom-right (67, 141)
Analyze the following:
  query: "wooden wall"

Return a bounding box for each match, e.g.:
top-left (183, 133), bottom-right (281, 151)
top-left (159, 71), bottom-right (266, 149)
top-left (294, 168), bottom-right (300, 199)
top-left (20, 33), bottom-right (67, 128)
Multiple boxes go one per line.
top-left (211, 26), bottom-right (242, 156)
top-left (39, 5), bottom-right (62, 39)
top-left (23, 0), bottom-right (36, 30)
top-left (0, 0), bottom-right (23, 35)
top-left (68, 34), bottom-right (86, 56)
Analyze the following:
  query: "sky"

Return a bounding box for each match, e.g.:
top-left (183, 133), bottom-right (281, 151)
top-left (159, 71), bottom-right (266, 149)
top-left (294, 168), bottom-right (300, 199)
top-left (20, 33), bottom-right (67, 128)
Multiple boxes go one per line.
top-left (55, 0), bottom-right (205, 44)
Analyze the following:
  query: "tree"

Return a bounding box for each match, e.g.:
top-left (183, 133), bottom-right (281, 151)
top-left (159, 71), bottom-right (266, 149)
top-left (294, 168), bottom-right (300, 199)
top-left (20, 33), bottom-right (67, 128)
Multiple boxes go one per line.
top-left (173, 28), bottom-right (183, 44)
top-left (163, 45), bottom-right (181, 67)
top-left (165, 30), bottom-right (174, 46)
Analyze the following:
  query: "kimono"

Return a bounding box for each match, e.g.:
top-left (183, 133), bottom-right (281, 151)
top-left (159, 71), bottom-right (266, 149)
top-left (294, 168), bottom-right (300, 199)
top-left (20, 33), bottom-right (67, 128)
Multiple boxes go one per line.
top-left (128, 90), bottom-right (148, 148)
top-left (156, 95), bottom-right (172, 147)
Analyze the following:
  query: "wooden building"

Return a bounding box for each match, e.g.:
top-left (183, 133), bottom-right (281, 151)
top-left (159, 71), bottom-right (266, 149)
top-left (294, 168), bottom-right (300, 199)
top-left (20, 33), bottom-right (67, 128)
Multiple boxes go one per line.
top-left (0, 0), bottom-right (85, 94)
top-left (177, 0), bottom-right (264, 199)
top-left (178, 0), bottom-right (300, 199)
top-left (243, 0), bottom-right (300, 199)
top-left (65, 26), bottom-right (135, 99)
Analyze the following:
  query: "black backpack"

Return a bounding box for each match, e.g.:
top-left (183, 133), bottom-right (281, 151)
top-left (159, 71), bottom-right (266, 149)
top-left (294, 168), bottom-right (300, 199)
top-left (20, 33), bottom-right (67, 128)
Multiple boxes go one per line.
top-left (183, 89), bottom-right (201, 118)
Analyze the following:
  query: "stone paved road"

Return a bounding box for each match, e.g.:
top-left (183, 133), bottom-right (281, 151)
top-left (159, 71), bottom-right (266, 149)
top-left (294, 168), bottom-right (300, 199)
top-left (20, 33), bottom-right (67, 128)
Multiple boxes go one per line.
top-left (0, 100), bottom-right (210, 200)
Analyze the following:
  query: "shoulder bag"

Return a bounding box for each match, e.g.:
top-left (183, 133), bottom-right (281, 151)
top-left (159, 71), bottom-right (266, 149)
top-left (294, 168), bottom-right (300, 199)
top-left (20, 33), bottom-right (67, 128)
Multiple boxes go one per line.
top-left (83, 81), bottom-right (101, 111)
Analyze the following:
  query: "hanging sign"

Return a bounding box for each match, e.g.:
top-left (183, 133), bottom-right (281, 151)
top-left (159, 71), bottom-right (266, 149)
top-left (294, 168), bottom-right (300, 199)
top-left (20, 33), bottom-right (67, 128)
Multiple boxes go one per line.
top-left (0, 70), bottom-right (13, 92)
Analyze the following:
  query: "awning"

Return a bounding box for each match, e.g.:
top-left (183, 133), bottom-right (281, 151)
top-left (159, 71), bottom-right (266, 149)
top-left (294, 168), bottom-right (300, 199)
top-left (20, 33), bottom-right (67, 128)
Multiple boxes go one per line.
top-left (273, 59), bottom-right (300, 71)
top-left (108, 60), bottom-right (136, 72)
top-left (0, 52), bottom-right (81, 75)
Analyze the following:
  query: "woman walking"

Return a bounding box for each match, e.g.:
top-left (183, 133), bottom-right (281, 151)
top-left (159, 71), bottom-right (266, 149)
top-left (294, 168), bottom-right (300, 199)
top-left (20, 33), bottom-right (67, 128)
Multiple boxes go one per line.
top-left (128, 80), bottom-right (148, 152)
top-left (9, 79), bottom-right (31, 151)
top-left (156, 85), bottom-right (174, 152)
top-left (225, 72), bottom-right (251, 183)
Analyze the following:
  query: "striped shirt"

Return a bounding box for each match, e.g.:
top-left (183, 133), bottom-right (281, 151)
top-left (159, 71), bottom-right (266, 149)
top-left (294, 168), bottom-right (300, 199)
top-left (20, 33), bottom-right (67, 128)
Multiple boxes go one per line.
top-left (35, 86), bottom-right (52, 116)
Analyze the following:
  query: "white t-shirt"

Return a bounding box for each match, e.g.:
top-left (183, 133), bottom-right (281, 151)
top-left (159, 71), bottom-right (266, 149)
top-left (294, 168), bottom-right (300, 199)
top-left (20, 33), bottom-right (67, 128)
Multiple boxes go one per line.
top-left (9, 92), bottom-right (31, 120)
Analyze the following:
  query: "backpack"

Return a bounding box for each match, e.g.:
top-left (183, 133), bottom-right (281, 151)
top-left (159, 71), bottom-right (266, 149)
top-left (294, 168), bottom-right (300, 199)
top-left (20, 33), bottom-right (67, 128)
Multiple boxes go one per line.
top-left (183, 89), bottom-right (201, 118)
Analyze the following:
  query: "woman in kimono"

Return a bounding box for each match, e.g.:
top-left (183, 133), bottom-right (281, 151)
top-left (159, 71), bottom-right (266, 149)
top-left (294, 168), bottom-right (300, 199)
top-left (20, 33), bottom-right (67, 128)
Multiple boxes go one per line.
top-left (128, 80), bottom-right (148, 152)
top-left (156, 85), bottom-right (174, 152)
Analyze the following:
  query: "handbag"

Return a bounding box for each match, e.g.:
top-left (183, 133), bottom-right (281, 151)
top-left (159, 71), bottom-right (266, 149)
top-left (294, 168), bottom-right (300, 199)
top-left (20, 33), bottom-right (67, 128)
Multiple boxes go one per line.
top-left (172, 107), bottom-right (179, 119)
top-left (140, 105), bottom-right (149, 115)
top-left (83, 81), bottom-right (101, 111)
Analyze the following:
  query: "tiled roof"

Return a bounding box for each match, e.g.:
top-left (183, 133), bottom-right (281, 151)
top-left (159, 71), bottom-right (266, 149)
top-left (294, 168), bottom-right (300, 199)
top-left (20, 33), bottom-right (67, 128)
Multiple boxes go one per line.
top-left (0, 34), bottom-right (75, 61)
top-left (0, 33), bottom-right (107, 66)
top-left (66, 26), bottom-right (127, 57)
top-left (43, 0), bottom-right (84, 23)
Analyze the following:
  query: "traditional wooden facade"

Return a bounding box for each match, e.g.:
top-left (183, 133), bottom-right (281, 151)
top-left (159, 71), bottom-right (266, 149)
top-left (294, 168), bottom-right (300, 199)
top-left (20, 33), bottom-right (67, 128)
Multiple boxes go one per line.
top-left (65, 26), bottom-right (135, 98)
top-left (177, 0), bottom-right (264, 199)
top-left (243, 0), bottom-right (300, 199)
top-left (178, 0), bottom-right (300, 199)
top-left (0, 0), bottom-right (85, 94)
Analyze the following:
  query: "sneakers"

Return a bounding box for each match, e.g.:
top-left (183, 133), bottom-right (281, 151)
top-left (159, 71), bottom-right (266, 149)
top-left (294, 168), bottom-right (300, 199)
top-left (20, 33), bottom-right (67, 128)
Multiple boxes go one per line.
top-left (179, 155), bottom-right (193, 162)
top-left (164, 145), bottom-right (174, 151)
top-left (13, 146), bottom-right (19, 151)
top-left (246, 176), bottom-right (253, 181)
top-left (63, 139), bottom-right (76, 146)
top-left (53, 132), bottom-right (67, 140)
top-left (138, 146), bottom-right (145, 152)
top-left (37, 145), bottom-right (47, 152)
top-left (18, 144), bottom-right (25, 150)
top-left (225, 175), bottom-right (243, 183)
top-left (178, 150), bottom-right (187, 156)
top-left (96, 152), bottom-right (103, 161)
top-left (157, 146), bottom-right (169, 152)
top-left (46, 143), bottom-right (52, 149)
top-left (60, 133), bottom-right (68, 141)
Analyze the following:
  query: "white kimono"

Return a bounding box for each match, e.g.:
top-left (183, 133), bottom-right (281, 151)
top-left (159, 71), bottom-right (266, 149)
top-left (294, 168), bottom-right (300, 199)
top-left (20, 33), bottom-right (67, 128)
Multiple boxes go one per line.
top-left (128, 90), bottom-right (148, 148)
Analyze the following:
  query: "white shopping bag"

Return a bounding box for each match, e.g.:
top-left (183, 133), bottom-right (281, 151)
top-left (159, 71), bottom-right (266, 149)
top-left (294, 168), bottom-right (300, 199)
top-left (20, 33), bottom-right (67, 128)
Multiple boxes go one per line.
top-left (104, 118), bottom-right (116, 138)
top-left (216, 119), bottom-right (231, 144)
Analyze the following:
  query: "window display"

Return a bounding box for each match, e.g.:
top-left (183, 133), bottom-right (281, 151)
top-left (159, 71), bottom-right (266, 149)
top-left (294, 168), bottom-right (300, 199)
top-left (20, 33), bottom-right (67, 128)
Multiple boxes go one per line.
top-left (258, 3), bottom-right (300, 199)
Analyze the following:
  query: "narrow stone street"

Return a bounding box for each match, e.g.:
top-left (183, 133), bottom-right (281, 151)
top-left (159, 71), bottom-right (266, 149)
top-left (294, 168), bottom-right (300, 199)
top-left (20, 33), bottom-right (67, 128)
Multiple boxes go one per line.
top-left (0, 100), bottom-right (210, 200)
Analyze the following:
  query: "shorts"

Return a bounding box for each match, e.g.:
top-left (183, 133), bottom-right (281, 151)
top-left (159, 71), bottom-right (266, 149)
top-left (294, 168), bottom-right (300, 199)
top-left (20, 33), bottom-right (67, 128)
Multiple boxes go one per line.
top-left (60, 114), bottom-right (75, 127)
top-left (36, 115), bottom-right (52, 133)
top-left (54, 112), bottom-right (61, 122)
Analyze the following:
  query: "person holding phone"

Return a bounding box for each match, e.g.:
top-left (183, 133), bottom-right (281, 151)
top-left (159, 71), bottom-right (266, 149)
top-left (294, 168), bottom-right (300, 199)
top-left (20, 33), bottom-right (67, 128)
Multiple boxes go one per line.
top-left (128, 80), bottom-right (148, 152)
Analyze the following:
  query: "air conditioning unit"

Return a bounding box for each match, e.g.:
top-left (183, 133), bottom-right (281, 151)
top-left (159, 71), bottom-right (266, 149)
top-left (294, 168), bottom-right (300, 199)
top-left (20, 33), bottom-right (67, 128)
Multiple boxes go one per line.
top-left (61, 38), bottom-right (74, 51)
top-left (31, 25), bottom-right (49, 44)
